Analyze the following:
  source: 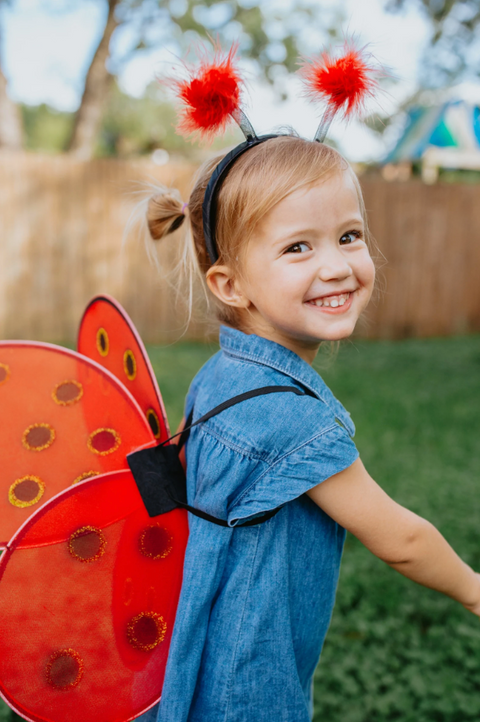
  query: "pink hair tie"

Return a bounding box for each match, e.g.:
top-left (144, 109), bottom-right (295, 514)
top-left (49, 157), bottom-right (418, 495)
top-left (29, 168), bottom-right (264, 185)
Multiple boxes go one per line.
top-left (181, 202), bottom-right (188, 214)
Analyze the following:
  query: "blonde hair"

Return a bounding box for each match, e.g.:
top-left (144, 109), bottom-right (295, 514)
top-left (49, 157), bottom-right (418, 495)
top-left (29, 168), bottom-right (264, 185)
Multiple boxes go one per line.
top-left (146, 135), bottom-right (372, 327)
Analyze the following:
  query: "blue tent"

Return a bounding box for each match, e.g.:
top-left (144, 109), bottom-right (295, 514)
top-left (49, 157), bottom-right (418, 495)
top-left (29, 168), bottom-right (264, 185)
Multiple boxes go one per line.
top-left (385, 100), bottom-right (480, 167)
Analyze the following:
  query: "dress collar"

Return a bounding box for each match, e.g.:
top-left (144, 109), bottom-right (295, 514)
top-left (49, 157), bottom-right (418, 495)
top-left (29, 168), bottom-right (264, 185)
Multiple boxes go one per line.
top-left (219, 325), bottom-right (330, 403)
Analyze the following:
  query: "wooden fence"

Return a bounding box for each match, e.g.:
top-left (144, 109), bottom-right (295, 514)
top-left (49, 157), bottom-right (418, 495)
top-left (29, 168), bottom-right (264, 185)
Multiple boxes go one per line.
top-left (360, 178), bottom-right (480, 338)
top-left (1, 150), bottom-right (479, 342)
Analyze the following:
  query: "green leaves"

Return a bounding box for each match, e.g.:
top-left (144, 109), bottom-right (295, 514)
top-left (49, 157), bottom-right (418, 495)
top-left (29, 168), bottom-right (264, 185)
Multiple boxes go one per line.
top-left (120, 0), bottom-right (345, 87)
top-left (384, 0), bottom-right (480, 86)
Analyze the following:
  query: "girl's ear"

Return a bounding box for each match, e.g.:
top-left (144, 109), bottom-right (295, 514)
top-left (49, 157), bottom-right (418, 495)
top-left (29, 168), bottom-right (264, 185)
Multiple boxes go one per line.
top-left (206, 266), bottom-right (251, 309)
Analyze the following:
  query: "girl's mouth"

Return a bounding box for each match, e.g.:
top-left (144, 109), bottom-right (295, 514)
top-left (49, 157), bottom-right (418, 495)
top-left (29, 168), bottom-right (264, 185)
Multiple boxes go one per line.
top-left (306, 292), bottom-right (353, 313)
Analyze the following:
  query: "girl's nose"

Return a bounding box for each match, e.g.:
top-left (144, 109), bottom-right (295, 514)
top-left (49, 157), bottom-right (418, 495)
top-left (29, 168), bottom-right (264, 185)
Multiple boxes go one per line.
top-left (317, 248), bottom-right (353, 282)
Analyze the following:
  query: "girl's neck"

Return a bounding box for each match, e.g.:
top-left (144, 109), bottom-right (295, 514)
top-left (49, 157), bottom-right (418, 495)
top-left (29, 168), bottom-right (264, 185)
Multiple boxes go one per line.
top-left (235, 316), bottom-right (320, 365)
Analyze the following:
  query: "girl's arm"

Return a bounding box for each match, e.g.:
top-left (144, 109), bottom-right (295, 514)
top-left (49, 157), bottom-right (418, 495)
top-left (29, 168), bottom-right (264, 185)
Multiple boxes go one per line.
top-left (306, 458), bottom-right (480, 617)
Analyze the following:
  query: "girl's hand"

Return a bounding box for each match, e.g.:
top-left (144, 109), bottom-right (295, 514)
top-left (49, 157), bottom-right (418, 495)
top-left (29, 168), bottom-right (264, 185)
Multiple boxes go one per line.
top-left (461, 573), bottom-right (480, 618)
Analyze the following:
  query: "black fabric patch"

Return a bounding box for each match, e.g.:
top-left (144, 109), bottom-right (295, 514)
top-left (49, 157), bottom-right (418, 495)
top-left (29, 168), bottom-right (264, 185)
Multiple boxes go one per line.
top-left (128, 444), bottom-right (187, 517)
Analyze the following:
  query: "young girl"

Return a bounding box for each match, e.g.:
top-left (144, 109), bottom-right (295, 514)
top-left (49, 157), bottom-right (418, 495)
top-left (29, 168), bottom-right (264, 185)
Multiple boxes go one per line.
top-left (137, 134), bottom-right (480, 722)
top-left (137, 50), bottom-right (480, 722)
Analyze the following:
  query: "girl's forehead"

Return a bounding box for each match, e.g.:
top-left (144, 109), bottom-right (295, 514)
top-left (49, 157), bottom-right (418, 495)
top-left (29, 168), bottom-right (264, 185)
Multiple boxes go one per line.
top-left (288, 170), bottom-right (358, 204)
top-left (260, 171), bottom-right (362, 231)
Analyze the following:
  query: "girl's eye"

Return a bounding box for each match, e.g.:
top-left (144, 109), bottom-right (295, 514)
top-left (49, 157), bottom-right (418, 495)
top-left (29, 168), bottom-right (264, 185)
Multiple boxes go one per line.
top-left (340, 230), bottom-right (363, 245)
top-left (285, 242), bottom-right (310, 254)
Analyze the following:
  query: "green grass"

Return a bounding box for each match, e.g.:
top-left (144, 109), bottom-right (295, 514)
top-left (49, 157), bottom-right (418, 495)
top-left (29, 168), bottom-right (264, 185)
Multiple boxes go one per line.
top-left (2, 335), bottom-right (480, 721)
top-left (146, 340), bottom-right (220, 432)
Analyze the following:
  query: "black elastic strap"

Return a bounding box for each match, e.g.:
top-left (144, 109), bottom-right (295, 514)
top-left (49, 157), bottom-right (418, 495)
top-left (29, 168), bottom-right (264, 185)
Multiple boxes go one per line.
top-left (202, 134), bottom-right (278, 264)
top-left (169, 498), bottom-right (282, 528)
top-left (177, 406), bottom-right (194, 452)
top-left (128, 385), bottom-right (313, 527)
top-left (175, 385), bottom-right (308, 452)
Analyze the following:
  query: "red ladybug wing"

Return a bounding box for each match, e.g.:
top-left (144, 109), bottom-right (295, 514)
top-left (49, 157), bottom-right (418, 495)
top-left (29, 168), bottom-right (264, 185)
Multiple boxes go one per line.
top-left (0, 470), bottom-right (189, 722)
top-left (0, 342), bottom-right (154, 547)
top-left (77, 295), bottom-right (170, 442)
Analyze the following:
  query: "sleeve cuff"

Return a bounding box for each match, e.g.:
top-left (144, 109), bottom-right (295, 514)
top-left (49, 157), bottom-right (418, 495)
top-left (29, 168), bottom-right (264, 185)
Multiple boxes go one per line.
top-left (228, 425), bottom-right (359, 526)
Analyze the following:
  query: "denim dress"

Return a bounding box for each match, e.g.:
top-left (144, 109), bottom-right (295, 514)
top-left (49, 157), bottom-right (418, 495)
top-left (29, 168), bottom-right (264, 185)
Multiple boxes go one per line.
top-left (139, 326), bottom-right (358, 722)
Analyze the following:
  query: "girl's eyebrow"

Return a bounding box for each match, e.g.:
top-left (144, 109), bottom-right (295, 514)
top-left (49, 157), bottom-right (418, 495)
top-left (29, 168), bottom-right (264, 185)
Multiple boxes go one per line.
top-left (340, 216), bottom-right (364, 227)
top-left (271, 217), bottom-right (365, 246)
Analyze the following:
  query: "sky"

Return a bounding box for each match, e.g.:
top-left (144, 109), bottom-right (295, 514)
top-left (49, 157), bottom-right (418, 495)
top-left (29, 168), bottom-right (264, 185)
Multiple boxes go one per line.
top-left (1, 0), bottom-right (433, 161)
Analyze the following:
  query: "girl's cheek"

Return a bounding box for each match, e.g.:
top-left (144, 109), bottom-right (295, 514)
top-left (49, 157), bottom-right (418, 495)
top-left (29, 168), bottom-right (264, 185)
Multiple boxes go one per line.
top-left (368, 257), bottom-right (376, 288)
top-left (362, 262), bottom-right (376, 308)
top-left (359, 252), bottom-right (375, 288)
top-left (367, 257), bottom-right (375, 283)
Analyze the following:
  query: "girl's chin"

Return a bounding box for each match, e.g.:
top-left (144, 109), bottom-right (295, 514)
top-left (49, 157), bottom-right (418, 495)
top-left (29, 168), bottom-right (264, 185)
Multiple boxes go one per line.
top-left (278, 322), bottom-right (357, 345)
top-left (306, 320), bottom-right (358, 343)
top-left (248, 311), bottom-right (360, 345)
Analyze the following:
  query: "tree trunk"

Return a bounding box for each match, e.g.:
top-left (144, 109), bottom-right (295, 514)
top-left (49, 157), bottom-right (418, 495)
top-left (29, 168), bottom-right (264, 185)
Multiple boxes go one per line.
top-left (67, 0), bottom-right (120, 159)
top-left (0, 61), bottom-right (23, 149)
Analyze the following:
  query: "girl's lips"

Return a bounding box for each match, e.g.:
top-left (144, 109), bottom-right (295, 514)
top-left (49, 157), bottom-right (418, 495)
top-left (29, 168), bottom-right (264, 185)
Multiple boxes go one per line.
top-left (305, 292), bottom-right (354, 314)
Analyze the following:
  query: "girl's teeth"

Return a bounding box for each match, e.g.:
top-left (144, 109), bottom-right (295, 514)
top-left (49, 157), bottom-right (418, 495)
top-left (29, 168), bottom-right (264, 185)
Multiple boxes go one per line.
top-left (311, 293), bottom-right (350, 308)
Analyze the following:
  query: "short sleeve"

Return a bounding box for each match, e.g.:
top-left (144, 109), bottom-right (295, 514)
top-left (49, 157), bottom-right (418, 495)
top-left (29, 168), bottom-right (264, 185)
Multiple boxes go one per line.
top-left (228, 424), bottom-right (358, 526)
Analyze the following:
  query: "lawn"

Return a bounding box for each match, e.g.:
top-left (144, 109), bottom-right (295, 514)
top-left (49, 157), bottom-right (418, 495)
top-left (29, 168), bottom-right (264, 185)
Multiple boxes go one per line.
top-left (2, 334), bottom-right (480, 721)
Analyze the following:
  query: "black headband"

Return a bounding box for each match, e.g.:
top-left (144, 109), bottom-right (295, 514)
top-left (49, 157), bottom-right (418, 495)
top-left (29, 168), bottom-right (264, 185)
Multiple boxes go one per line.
top-left (183, 45), bottom-right (378, 264)
top-left (202, 134), bottom-right (278, 265)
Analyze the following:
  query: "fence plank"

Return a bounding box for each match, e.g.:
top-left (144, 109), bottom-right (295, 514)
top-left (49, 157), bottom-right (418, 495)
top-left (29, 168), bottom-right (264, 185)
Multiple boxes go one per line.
top-left (1, 152), bottom-right (479, 342)
top-left (361, 178), bottom-right (480, 338)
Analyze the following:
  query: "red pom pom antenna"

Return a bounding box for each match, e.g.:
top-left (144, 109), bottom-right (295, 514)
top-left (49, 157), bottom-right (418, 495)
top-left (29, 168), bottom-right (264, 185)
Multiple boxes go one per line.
top-left (299, 43), bottom-right (379, 141)
top-left (171, 45), bottom-right (244, 140)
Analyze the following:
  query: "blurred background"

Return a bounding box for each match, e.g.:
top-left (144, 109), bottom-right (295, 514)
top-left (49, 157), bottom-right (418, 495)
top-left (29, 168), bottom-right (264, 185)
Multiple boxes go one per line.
top-left (1, 0), bottom-right (480, 343)
top-left (1, 2), bottom-right (480, 721)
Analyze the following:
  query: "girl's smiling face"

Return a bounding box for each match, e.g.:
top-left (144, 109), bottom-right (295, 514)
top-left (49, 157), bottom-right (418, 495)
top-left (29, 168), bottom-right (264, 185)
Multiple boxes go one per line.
top-left (208, 169), bottom-right (375, 364)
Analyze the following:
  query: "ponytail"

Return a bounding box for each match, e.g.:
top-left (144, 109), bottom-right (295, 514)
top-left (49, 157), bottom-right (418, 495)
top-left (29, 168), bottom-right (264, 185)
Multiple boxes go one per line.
top-left (147, 190), bottom-right (188, 241)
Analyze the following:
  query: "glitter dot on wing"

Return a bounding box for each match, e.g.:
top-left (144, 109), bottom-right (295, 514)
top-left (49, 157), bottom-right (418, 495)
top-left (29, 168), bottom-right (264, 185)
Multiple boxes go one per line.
top-left (72, 470), bottom-right (100, 485)
top-left (68, 526), bottom-right (106, 563)
top-left (139, 525), bottom-right (173, 560)
top-left (146, 408), bottom-right (161, 438)
top-left (96, 328), bottom-right (109, 357)
top-left (87, 428), bottom-right (121, 455)
top-left (126, 612), bottom-right (167, 651)
top-left (22, 423), bottom-right (55, 451)
top-left (123, 349), bottom-right (137, 381)
top-left (0, 363), bottom-right (10, 385)
top-left (9, 476), bottom-right (45, 508)
top-left (46, 649), bottom-right (84, 691)
top-left (52, 380), bottom-right (83, 406)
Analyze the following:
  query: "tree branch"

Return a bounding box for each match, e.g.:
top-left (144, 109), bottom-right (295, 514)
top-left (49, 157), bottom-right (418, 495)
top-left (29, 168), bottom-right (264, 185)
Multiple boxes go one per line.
top-left (67, 0), bottom-right (120, 158)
